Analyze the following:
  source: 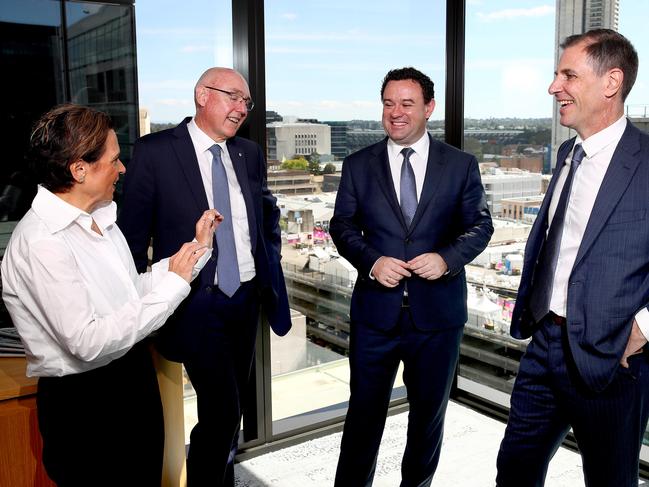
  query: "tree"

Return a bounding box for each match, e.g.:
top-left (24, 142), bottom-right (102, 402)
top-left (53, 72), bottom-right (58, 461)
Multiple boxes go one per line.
top-left (280, 157), bottom-right (308, 170)
top-left (307, 151), bottom-right (321, 174)
top-left (322, 163), bottom-right (336, 174)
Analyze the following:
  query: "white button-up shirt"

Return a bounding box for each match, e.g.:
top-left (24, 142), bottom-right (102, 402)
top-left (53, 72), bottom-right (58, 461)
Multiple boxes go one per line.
top-left (187, 118), bottom-right (256, 282)
top-left (370, 132), bottom-right (430, 279)
top-left (1, 186), bottom-right (210, 377)
top-left (547, 116), bottom-right (649, 339)
top-left (386, 131), bottom-right (430, 203)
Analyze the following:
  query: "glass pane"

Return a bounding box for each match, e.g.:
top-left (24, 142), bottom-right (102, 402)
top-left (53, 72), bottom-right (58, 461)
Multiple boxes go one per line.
top-left (0, 0), bottom-right (64, 329)
top-left (461, 1), bottom-right (649, 419)
top-left (620, 1), bottom-right (649, 450)
top-left (65, 1), bottom-right (138, 176)
top-left (461, 1), bottom-right (555, 401)
top-left (265, 0), bottom-right (446, 433)
top-left (133, 0), bottom-right (233, 441)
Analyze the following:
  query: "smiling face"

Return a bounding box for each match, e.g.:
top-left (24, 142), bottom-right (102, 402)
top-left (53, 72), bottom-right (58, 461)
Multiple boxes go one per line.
top-left (83, 129), bottom-right (124, 209)
top-left (548, 40), bottom-right (624, 139)
top-left (194, 68), bottom-right (250, 142)
top-left (381, 79), bottom-right (435, 147)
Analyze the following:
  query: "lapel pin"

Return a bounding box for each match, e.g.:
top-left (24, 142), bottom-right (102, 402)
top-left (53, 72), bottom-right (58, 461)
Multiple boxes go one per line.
top-left (238, 152), bottom-right (242, 157)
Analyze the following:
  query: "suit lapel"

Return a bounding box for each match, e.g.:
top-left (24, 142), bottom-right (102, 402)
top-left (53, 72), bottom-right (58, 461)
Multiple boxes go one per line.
top-left (408, 135), bottom-right (447, 234)
top-left (171, 119), bottom-right (209, 211)
top-left (226, 138), bottom-right (258, 251)
top-left (572, 123), bottom-right (642, 270)
top-left (372, 139), bottom-right (408, 229)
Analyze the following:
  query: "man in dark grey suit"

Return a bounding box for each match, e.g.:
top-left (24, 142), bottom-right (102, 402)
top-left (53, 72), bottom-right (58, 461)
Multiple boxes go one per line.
top-left (119, 67), bottom-right (291, 487)
top-left (330, 67), bottom-right (493, 486)
top-left (497, 30), bottom-right (649, 487)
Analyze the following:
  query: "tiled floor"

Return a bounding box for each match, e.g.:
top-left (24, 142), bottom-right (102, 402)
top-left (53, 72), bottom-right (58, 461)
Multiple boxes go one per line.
top-left (234, 400), bottom-right (587, 487)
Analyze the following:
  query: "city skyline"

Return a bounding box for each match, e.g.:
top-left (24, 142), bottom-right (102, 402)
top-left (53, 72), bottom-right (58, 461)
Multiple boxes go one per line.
top-left (136, 1), bottom-right (649, 123)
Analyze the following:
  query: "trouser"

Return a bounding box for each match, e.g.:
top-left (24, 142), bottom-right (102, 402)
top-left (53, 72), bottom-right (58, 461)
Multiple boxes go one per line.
top-left (496, 314), bottom-right (649, 487)
top-left (37, 342), bottom-right (164, 487)
top-left (335, 308), bottom-right (463, 487)
top-left (184, 280), bottom-right (260, 487)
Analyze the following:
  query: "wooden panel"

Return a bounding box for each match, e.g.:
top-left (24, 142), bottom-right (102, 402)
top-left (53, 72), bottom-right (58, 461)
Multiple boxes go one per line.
top-left (152, 348), bottom-right (187, 487)
top-left (0, 357), bottom-right (38, 401)
top-left (0, 396), bottom-right (55, 487)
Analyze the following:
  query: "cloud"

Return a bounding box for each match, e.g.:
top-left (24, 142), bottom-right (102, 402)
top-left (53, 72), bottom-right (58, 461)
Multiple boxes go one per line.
top-left (139, 27), bottom-right (214, 38)
top-left (267, 31), bottom-right (443, 44)
top-left (139, 79), bottom-right (196, 92)
top-left (156, 98), bottom-right (193, 107)
top-left (267, 47), bottom-right (337, 54)
top-left (477, 5), bottom-right (554, 22)
top-left (281, 13), bottom-right (298, 21)
top-left (466, 57), bottom-right (552, 71)
top-left (267, 99), bottom-right (382, 120)
top-left (180, 45), bottom-right (211, 53)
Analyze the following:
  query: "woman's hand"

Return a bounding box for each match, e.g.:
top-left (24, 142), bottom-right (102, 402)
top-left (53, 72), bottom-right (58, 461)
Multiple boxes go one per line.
top-left (195, 209), bottom-right (223, 248)
top-left (168, 242), bottom-right (209, 283)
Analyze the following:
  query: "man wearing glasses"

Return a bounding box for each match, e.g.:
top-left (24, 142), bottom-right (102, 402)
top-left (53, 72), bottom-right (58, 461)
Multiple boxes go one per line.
top-left (119, 67), bottom-right (291, 487)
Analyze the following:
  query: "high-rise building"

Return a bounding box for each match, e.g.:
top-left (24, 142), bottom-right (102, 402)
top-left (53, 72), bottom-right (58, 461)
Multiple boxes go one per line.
top-left (551, 0), bottom-right (620, 168)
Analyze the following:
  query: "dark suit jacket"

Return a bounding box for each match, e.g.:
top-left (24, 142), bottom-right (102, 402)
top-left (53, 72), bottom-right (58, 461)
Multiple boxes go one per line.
top-left (329, 135), bottom-right (493, 332)
top-left (118, 118), bottom-right (291, 362)
top-left (511, 120), bottom-right (649, 392)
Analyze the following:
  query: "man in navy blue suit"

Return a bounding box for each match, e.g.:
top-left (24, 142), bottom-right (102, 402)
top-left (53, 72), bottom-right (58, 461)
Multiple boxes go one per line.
top-left (330, 67), bottom-right (493, 486)
top-left (497, 30), bottom-right (649, 487)
top-left (118, 67), bottom-right (291, 487)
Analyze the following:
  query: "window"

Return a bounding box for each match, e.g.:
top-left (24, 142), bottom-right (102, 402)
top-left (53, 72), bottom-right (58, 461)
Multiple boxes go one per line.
top-left (134, 0), bottom-right (233, 445)
top-left (264, 0), bottom-right (446, 436)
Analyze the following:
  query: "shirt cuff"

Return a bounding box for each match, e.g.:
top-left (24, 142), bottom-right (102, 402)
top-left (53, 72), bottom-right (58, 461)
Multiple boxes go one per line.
top-left (369, 258), bottom-right (380, 280)
top-left (154, 272), bottom-right (191, 310)
top-left (634, 308), bottom-right (649, 341)
top-left (192, 247), bottom-right (212, 280)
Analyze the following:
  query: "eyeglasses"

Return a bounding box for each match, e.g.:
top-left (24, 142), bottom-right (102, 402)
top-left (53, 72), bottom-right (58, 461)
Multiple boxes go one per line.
top-left (203, 86), bottom-right (255, 111)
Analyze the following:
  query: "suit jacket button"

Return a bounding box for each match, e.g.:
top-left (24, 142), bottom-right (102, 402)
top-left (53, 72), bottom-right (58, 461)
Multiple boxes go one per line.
top-left (405, 239), bottom-right (412, 244)
top-left (205, 285), bottom-right (213, 293)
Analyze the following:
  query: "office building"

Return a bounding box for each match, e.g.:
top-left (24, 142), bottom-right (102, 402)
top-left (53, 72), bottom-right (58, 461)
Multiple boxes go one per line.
top-left (266, 122), bottom-right (331, 162)
top-left (481, 171), bottom-right (543, 216)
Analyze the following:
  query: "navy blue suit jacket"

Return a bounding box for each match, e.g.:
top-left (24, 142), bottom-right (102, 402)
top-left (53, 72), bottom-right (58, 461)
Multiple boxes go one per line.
top-left (329, 135), bottom-right (493, 331)
top-left (118, 118), bottom-right (291, 362)
top-left (511, 121), bottom-right (649, 392)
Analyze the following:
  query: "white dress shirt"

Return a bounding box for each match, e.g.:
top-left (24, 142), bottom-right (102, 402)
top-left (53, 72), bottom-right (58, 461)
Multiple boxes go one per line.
top-left (370, 132), bottom-right (430, 279)
top-left (386, 132), bottom-right (430, 203)
top-left (1, 186), bottom-right (211, 377)
top-left (187, 118), bottom-right (256, 283)
top-left (547, 116), bottom-right (649, 339)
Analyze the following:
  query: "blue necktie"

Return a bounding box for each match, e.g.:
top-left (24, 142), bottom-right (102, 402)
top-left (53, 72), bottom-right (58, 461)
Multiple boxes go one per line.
top-left (209, 144), bottom-right (240, 297)
top-left (529, 143), bottom-right (586, 323)
top-left (400, 147), bottom-right (417, 227)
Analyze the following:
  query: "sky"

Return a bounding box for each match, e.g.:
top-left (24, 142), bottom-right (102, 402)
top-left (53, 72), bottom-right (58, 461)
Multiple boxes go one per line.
top-left (134, 0), bottom-right (649, 122)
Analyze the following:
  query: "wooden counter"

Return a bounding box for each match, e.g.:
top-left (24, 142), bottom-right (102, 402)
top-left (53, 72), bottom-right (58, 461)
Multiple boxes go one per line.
top-left (0, 357), bottom-right (55, 487)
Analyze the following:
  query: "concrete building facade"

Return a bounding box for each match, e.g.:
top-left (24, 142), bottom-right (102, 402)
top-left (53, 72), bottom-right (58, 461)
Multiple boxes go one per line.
top-left (267, 122), bottom-right (332, 162)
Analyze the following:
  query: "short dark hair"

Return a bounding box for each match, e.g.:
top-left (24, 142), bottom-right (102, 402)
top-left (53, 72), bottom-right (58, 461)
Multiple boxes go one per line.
top-left (561, 28), bottom-right (638, 101)
top-left (380, 67), bottom-right (435, 103)
top-left (29, 104), bottom-right (113, 193)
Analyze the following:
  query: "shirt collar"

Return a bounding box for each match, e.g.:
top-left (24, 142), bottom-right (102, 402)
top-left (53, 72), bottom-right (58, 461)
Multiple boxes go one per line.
top-left (576, 115), bottom-right (627, 160)
top-left (188, 117), bottom-right (228, 155)
top-left (31, 185), bottom-right (117, 234)
top-left (387, 131), bottom-right (430, 161)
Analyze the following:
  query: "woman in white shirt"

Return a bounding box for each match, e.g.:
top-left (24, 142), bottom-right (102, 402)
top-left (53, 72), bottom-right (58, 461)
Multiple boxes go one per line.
top-left (1, 104), bottom-right (222, 487)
